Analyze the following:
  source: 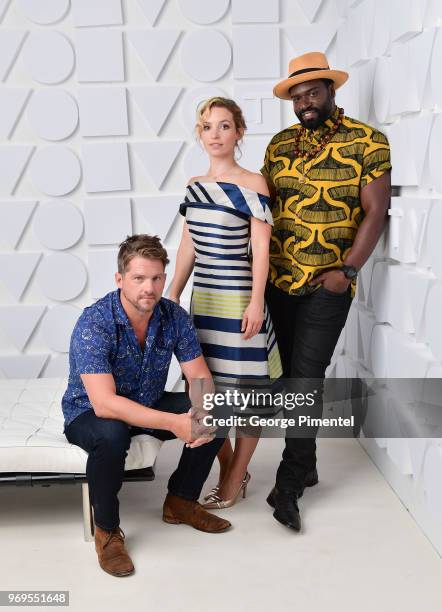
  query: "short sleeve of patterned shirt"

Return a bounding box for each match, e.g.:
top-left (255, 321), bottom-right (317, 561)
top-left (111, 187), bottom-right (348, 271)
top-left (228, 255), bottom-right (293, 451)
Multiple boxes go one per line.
top-left (261, 113), bottom-right (391, 296)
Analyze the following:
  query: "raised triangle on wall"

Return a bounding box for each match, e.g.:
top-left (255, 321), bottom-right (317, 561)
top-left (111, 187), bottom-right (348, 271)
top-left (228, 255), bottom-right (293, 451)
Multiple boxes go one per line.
top-left (129, 86), bottom-right (182, 136)
top-left (133, 195), bottom-right (181, 241)
top-left (0, 88), bottom-right (31, 139)
top-left (297, 0), bottom-right (324, 22)
top-left (0, 145), bottom-right (34, 194)
top-left (0, 200), bottom-right (37, 249)
top-left (0, 30), bottom-right (27, 81)
top-left (0, 0), bottom-right (12, 22)
top-left (136, 0), bottom-right (167, 26)
top-left (132, 141), bottom-right (184, 189)
top-left (126, 29), bottom-right (181, 81)
top-left (0, 305), bottom-right (46, 351)
top-left (0, 252), bottom-right (41, 300)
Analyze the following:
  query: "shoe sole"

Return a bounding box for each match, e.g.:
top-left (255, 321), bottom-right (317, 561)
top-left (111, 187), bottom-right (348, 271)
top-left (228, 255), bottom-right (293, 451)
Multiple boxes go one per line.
top-left (162, 515), bottom-right (231, 533)
top-left (272, 511), bottom-right (301, 532)
top-left (99, 563), bottom-right (135, 577)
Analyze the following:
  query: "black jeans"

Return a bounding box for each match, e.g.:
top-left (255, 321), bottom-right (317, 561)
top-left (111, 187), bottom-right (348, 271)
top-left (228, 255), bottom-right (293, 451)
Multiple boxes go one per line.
top-left (265, 282), bottom-right (352, 492)
top-left (64, 392), bottom-right (224, 530)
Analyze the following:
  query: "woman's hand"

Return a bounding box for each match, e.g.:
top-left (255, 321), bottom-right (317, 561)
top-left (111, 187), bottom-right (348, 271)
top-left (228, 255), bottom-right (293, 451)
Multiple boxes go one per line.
top-left (241, 300), bottom-right (264, 340)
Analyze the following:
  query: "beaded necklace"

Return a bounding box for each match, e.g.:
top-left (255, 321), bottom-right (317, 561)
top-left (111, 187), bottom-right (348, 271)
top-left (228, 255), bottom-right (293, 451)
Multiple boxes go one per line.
top-left (295, 107), bottom-right (344, 183)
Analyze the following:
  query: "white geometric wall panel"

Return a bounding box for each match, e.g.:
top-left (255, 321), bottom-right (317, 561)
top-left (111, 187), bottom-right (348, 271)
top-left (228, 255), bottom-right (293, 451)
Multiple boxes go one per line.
top-left (36, 253), bottom-right (87, 302)
top-left (126, 29), bottom-right (181, 81)
top-left (1, 0), bottom-right (442, 555)
top-left (0, 305), bottom-right (46, 351)
top-left (0, 145), bottom-right (33, 194)
top-left (137, 0), bottom-right (167, 26)
top-left (132, 141), bottom-right (183, 189)
top-left (22, 32), bottom-right (75, 85)
top-left (87, 250), bottom-right (119, 299)
top-left (81, 142), bottom-right (131, 193)
top-left (40, 305), bottom-right (82, 353)
top-left (0, 0), bottom-right (12, 22)
top-left (26, 89), bottom-right (78, 141)
top-left (28, 146), bottom-right (81, 197)
top-left (84, 197), bottom-right (132, 245)
top-left (129, 86), bottom-right (182, 136)
top-left (133, 195), bottom-right (180, 241)
top-left (181, 30), bottom-right (231, 82)
top-left (17, 0), bottom-right (70, 25)
top-left (0, 30), bottom-right (27, 81)
top-left (232, 26), bottom-right (280, 78)
top-left (284, 23), bottom-right (338, 56)
top-left (78, 87), bottom-right (128, 137)
top-left (71, 0), bottom-right (123, 28)
top-left (0, 88), bottom-right (30, 139)
top-left (297, 0), bottom-right (324, 22)
top-left (76, 29), bottom-right (125, 82)
top-left (233, 83), bottom-right (281, 135)
top-left (33, 200), bottom-right (84, 250)
top-left (0, 252), bottom-right (41, 300)
top-left (0, 200), bottom-right (36, 249)
top-left (178, 0), bottom-right (230, 25)
top-left (231, 0), bottom-right (279, 24)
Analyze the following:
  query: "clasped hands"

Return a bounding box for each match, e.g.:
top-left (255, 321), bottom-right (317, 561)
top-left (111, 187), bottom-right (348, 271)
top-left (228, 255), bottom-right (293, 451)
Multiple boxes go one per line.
top-left (172, 407), bottom-right (216, 449)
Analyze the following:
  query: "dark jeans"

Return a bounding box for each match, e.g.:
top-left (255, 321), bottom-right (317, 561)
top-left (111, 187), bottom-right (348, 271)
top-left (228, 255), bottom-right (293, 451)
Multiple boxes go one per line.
top-left (65, 392), bottom-right (224, 530)
top-left (265, 281), bottom-right (352, 492)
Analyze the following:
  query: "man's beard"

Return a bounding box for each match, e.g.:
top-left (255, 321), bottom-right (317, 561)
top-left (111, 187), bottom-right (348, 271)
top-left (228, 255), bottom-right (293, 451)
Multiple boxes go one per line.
top-left (123, 290), bottom-right (157, 314)
top-left (296, 102), bottom-right (334, 130)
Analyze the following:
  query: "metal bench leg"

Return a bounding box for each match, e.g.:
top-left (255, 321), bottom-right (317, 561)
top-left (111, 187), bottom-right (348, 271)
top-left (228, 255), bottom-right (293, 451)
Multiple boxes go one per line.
top-left (81, 483), bottom-right (94, 542)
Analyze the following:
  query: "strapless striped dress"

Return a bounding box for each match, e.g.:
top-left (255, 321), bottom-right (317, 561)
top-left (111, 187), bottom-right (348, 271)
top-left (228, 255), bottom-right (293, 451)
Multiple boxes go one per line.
top-left (179, 181), bottom-right (282, 384)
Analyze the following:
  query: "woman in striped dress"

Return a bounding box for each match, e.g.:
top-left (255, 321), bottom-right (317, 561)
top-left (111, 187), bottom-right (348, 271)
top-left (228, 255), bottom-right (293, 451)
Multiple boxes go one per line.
top-left (169, 97), bottom-right (282, 509)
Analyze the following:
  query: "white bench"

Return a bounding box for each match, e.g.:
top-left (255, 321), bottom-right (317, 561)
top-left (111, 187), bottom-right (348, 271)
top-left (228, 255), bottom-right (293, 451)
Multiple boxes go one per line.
top-left (0, 378), bottom-right (162, 541)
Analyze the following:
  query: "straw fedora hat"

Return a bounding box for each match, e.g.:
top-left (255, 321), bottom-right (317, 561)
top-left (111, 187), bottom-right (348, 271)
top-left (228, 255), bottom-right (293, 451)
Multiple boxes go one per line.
top-left (274, 52), bottom-right (349, 100)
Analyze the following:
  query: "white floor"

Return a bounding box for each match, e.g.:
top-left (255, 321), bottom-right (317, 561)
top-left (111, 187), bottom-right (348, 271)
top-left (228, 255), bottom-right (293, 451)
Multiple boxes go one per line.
top-left (1, 438), bottom-right (442, 612)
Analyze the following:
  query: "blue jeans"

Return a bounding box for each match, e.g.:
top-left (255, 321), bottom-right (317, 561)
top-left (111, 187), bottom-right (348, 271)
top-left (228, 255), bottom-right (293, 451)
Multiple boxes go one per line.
top-left (64, 392), bottom-right (224, 530)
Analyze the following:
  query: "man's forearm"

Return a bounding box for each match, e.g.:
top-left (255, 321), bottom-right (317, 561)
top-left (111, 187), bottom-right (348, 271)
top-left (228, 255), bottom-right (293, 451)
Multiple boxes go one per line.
top-left (95, 393), bottom-right (176, 430)
top-left (343, 212), bottom-right (388, 271)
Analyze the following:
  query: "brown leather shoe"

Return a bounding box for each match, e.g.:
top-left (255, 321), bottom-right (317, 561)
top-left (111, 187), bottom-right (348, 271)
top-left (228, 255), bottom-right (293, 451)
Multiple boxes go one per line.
top-left (94, 526), bottom-right (135, 577)
top-left (163, 493), bottom-right (231, 533)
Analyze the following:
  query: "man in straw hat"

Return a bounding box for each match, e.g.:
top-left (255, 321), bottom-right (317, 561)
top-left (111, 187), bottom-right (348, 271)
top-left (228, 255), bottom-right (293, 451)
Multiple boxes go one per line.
top-left (262, 52), bottom-right (391, 531)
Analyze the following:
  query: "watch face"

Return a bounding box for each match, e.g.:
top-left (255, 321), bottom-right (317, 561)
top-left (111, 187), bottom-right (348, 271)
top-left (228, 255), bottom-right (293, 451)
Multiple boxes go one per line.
top-left (343, 266), bottom-right (357, 279)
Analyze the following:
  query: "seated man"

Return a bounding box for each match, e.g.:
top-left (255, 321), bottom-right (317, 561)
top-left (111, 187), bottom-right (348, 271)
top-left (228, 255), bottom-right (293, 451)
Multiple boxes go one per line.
top-left (62, 234), bottom-right (230, 578)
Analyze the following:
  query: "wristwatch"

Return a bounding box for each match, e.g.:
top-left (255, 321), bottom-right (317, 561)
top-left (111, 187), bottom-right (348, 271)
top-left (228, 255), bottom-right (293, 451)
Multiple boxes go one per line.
top-left (341, 264), bottom-right (358, 280)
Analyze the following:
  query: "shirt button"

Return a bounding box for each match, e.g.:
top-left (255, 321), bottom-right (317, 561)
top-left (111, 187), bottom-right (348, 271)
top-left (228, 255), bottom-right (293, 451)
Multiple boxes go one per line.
top-left (140, 393), bottom-right (144, 397)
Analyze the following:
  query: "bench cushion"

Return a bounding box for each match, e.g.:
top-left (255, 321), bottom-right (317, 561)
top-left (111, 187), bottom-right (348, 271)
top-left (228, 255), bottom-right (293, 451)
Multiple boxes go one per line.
top-left (0, 378), bottom-right (162, 474)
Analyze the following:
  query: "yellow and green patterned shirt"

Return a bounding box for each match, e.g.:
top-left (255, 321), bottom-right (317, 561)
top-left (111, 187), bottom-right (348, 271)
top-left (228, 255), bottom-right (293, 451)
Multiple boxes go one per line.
top-left (262, 111), bottom-right (391, 296)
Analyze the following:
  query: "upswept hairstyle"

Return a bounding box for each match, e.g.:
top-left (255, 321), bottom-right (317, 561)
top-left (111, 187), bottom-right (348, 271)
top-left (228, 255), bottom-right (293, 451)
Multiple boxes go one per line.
top-left (117, 234), bottom-right (169, 274)
top-left (195, 96), bottom-right (247, 139)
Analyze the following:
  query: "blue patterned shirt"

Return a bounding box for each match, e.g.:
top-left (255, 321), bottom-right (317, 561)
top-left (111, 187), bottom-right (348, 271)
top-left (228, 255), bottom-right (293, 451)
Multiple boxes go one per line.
top-left (62, 290), bottom-right (202, 428)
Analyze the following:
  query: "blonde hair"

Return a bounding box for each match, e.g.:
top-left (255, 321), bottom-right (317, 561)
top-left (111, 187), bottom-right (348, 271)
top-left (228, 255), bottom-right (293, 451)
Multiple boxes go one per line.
top-left (195, 97), bottom-right (247, 140)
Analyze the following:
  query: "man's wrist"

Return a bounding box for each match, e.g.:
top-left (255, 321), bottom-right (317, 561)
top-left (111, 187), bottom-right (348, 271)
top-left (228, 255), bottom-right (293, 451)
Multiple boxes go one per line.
top-left (340, 264), bottom-right (358, 280)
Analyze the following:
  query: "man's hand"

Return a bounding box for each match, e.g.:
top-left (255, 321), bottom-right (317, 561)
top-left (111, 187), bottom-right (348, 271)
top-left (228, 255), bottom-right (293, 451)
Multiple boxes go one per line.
top-left (170, 411), bottom-right (216, 449)
top-left (187, 407), bottom-right (217, 449)
top-left (309, 269), bottom-right (351, 294)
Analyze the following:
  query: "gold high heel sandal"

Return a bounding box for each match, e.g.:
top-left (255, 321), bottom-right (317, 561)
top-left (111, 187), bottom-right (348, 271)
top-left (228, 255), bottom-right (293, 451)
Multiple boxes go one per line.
top-left (203, 484), bottom-right (220, 502)
top-left (202, 472), bottom-right (251, 510)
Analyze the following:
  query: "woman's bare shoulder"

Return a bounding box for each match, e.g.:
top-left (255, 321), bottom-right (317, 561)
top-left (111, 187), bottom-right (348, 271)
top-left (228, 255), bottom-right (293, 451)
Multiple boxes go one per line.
top-left (186, 175), bottom-right (208, 186)
top-left (237, 171), bottom-right (269, 196)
